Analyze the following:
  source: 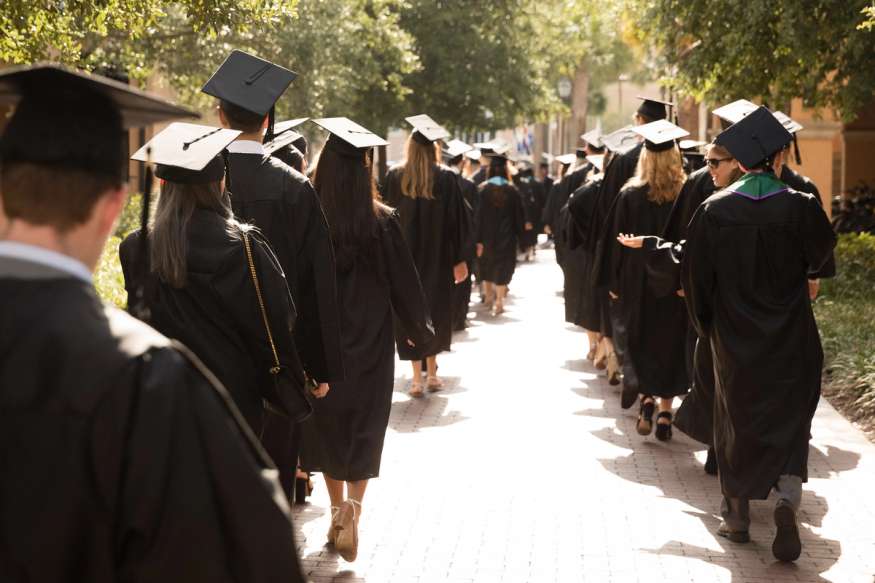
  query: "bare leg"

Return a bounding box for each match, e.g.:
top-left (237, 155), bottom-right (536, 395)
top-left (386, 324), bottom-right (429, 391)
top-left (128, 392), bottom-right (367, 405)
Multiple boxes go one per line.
top-left (426, 356), bottom-right (438, 378)
top-left (426, 355), bottom-right (443, 391)
top-left (585, 330), bottom-right (599, 360)
top-left (324, 475), bottom-right (346, 508)
top-left (493, 285), bottom-right (507, 315)
top-left (410, 360), bottom-right (424, 396)
top-left (483, 281), bottom-right (495, 305)
top-left (657, 398), bottom-right (673, 422)
top-left (347, 479), bottom-right (369, 505)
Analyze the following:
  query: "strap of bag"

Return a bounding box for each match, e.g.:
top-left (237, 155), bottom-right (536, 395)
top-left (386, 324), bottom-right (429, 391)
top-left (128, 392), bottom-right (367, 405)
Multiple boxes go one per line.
top-left (242, 231), bottom-right (282, 375)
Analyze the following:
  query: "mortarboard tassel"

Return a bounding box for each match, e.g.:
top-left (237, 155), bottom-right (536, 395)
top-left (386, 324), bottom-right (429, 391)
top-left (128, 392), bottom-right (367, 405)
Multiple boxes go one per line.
top-left (264, 106), bottom-right (276, 144)
top-left (131, 146), bottom-right (153, 322)
top-left (793, 135), bottom-right (802, 165)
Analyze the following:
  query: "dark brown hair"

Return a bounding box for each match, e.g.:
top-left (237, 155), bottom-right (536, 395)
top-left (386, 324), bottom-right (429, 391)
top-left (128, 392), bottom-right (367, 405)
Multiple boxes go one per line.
top-left (219, 100), bottom-right (266, 134)
top-left (311, 144), bottom-right (384, 265)
top-left (0, 162), bottom-right (119, 232)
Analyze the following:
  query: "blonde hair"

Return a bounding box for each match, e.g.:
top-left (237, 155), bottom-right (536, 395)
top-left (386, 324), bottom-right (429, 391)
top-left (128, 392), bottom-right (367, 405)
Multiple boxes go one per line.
top-left (627, 147), bottom-right (686, 204)
top-left (400, 136), bottom-right (439, 199)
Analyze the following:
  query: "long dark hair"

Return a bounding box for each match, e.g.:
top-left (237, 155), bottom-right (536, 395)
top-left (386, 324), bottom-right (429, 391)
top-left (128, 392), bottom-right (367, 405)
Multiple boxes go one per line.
top-left (150, 180), bottom-right (236, 287)
top-left (311, 141), bottom-right (384, 265)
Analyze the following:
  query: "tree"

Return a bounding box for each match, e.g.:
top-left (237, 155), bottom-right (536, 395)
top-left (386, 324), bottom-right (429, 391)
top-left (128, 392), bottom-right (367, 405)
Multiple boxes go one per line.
top-left (625, 0), bottom-right (875, 121)
top-left (0, 1), bottom-right (292, 80)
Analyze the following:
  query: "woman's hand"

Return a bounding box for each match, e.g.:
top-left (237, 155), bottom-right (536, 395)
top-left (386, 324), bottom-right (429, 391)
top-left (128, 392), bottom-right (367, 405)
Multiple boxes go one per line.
top-left (808, 279), bottom-right (820, 300)
top-left (616, 233), bottom-right (645, 248)
top-left (311, 382), bottom-right (330, 399)
top-left (525, 222), bottom-right (533, 231)
top-left (676, 289), bottom-right (685, 298)
top-left (476, 243), bottom-right (484, 258)
top-left (453, 261), bottom-right (469, 284)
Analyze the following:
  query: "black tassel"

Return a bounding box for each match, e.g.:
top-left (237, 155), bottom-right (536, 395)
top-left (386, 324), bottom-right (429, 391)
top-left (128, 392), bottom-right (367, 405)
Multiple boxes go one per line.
top-left (793, 135), bottom-right (802, 165)
top-left (264, 106), bottom-right (276, 144)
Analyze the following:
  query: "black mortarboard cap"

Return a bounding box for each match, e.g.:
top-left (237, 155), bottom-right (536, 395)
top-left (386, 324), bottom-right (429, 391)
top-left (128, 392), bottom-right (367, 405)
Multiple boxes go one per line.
top-left (601, 126), bottom-right (640, 155)
top-left (714, 106), bottom-right (793, 169)
top-left (312, 117), bottom-right (387, 158)
top-left (580, 128), bottom-right (604, 149)
top-left (586, 154), bottom-right (605, 172)
top-left (201, 50), bottom-right (297, 117)
top-left (406, 114), bottom-right (450, 144)
top-left (712, 99), bottom-right (758, 125)
top-left (632, 120), bottom-right (689, 152)
top-left (273, 117), bottom-right (309, 135)
top-left (131, 122), bottom-right (240, 184)
top-left (555, 153), bottom-right (576, 166)
top-left (444, 139), bottom-right (473, 159)
top-left (0, 63), bottom-right (195, 181)
top-left (636, 96), bottom-right (674, 121)
top-left (263, 130), bottom-right (303, 156)
top-left (678, 139), bottom-right (706, 151)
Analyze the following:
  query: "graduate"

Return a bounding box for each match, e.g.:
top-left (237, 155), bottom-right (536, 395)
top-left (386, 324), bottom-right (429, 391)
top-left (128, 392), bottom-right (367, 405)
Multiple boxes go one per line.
top-left (476, 150), bottom-right (528, 316)
top-left (682, 107), bottom-right (835, 561)
top-left (444, 139), bottom-right (478, 331)
top-left (513, 156), bottom-right (542, 260)
top-left (617, 138), bottom-right (743, 470)
top-left (566, 153), bottom-right (609, 367)
top-left (120, 122), bottom-right (322, 433)
top-left (381, 114), bottom-right (469, 395)
top-left (590, 97), bottom-right (674, 408)
top-left (0, 64), bottom-right (305, 582)
top-left (303, 118), bottom-right (434, 562)
top-left (609, 119), bottom-right (690, 438)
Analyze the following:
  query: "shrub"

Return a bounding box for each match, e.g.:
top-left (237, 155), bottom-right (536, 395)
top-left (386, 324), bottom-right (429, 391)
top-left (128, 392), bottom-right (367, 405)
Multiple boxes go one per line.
top-left (815, 233), bottom-right (875, 423)
top-left (94, 194), bottom-right (143, 308)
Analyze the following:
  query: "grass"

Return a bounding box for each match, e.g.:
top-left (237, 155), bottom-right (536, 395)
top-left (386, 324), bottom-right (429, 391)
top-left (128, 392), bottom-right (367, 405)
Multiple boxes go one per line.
top-left (813, 233), bottom-right (875, 438)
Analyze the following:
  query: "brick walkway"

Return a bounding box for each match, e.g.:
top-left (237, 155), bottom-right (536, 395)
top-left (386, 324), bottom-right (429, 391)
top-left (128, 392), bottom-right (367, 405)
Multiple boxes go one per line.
top-left (294, 247), bottom-right (875, 583)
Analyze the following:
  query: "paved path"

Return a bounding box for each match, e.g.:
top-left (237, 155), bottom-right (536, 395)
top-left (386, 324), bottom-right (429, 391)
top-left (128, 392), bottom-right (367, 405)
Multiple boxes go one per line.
top-left (294, 247), bottom-right (875, 583)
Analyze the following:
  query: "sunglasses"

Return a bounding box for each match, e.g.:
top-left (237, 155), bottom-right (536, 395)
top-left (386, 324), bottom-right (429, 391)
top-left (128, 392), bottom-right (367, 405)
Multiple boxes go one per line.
top-left (705, 157), bottom-right (732, 169)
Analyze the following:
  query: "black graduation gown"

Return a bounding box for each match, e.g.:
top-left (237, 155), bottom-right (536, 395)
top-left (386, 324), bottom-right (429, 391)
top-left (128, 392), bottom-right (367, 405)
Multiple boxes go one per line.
top-left (781, 165), bottom-right (836, 279)
top-left (567, 175), bottom-right (604, 331)
top-left (476, 182), bottom-right (526, 285)
top-left (609, 184), bottom-right (689, 398)
top-left (226, 152), bottom-right (344, 383)
top-left (302, 212), bottom-right (434, 480)
top-left (682, 182), bottom-right (836, 499)
top-left (382, 164), bottom-right (468, 359)
top-left (0, 259), bottom-right (304, 583)
top-left (514, 174), bottom-right (541, 250)
top-left (120, 210), bottom-right (301, 435)
top-left (453, 172), bottom-right (478, 330)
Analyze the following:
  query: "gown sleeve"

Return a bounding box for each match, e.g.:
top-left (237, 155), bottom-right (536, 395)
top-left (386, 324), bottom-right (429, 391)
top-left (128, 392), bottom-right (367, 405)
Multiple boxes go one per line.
top-left (445, 172), bottom-right (469, 266)
top-left (800, 192), bottom-right (837, 277)
top-left (607, 188), bottom-right (631, 295)
top-left (803, 182), bottom-right (837, 279)
top-left (383, 213), bottom-right (435, 348)
top-left (681, 205), bottom-right (717, 338)
top-left (100, 345), bottom-right (305, 582)
top-left (642, 236), bottom-right (686, 297)
top-left (286, 180), bottom-right (345, 383)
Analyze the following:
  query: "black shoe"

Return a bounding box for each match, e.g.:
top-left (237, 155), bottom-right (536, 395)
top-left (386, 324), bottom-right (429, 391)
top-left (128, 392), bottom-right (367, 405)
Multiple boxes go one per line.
top-left (636, 398), bottom-right (655, 435)
top-left (704, 447), bottom-right (718, 476)
top-left (772, 501), bottom-right (802, 562)
top-left (655, 411), bottom-right (673, 441)
top-left (717, 522), bottom-right (751, 543)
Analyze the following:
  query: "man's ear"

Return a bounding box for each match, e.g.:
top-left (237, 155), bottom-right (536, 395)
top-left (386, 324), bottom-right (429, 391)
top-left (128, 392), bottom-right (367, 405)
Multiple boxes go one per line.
top-left (261, 115), bottom-right (269, 130)
top-left (97, 187), bottom-right (127, 237)
top-left (217, 105), bottom-right (228, 128)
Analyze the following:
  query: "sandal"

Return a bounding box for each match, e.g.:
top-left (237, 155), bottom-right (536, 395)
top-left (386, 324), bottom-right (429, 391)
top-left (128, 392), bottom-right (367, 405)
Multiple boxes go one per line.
top-left (335, 498), bottom-right (361, 562)
top-left (426, 375), bottom-right (443, 392)
top-left (636, 397), bottom-right (655, 436)
top-left (655, 411), bottom-right (673, 441)
top-left (327, 505), bottom-right (341, 546)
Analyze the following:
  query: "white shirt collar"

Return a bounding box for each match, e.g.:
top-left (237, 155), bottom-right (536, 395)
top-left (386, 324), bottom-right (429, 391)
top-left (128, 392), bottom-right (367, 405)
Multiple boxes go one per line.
top-left (0, 241), bottom-right (93, 283)
top-left (227, 140), bottom-right (266, 155)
